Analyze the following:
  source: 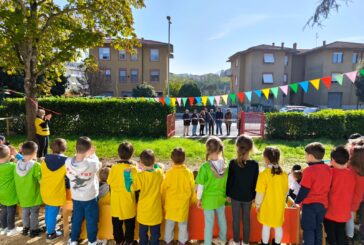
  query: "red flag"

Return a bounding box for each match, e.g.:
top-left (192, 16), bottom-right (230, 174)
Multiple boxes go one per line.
top-left (321, 77), bottom-right (332, 90)
top-left (237, 92), bottom-right (244, 103)
top-left (160, 97), bottom-right (165, 105)
top-left (188, 97), bottom-right (195, 106)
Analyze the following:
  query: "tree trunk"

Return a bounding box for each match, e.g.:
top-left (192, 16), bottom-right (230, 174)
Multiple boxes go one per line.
top-left (24, 75), bottom-right (38, 140)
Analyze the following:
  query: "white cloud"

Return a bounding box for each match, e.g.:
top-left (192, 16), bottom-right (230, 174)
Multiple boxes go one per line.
top-left (338, 36), bottom-right (364, 43)
top-left (208, 14), bottom-right (270, 41)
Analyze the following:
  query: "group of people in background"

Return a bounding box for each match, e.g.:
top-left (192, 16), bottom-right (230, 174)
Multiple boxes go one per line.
top-left (182, 107), bottom-right (234, 137)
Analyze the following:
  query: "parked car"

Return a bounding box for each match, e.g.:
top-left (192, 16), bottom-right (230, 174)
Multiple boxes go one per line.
top-left (279, 106), bottom-right (319, 114)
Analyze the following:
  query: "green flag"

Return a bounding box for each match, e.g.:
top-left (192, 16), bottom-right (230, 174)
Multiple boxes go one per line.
top-left (289, 83), bottom-right (298, 93)
top-left (335, 74), bottom-right (344, 85)
top-left (360, 69), bottom-right (364, 77)
top-left (271, 87), bottom-right (279, 98)
top-left (182, 97), bottom-right (187, 106)
top-left (229, 93), bottom-right (236, 104)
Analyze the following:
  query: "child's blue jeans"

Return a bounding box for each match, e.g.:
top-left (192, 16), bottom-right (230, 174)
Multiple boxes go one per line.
top-left (203, 205), bottom-right (227, 245)
top-left (71, 198), bottom-right (99, 243)
top-left (139, 223), bottom-right (160, 245)
top-left (45, 205), bottom-right (60, 235)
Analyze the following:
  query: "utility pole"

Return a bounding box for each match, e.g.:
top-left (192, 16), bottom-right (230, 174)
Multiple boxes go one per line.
top-left (167, 16), bottom-right (172, 97)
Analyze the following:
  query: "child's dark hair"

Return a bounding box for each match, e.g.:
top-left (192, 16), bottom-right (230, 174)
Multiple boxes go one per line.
top-left (51, 138), bottom-right (67, 154)
top-left (76, 136), bottom-right (92, 154)
top-left (263, 146), bottom-right (282, 175)
top-left (293, 171), bottom-right (303, 183)
top-left (22, 141), bottom-right (38, 156)
top-left (350, 146), bottom-right (364, 176)
top-left (99, 166), bottom-right (110, 183)
top-left (0, 145), bottom-right (10, 159)
top-left (235, 135), bottom-right (253, 167)
top-left (348, 133), bottom-right (361, 140)
top-left (305, 142), bottom-right (325, 160)
top-left (331, 146), bottom-right (349, 165)
top-left (205, 136), bottom-right (224, 160)
top-left (171, 147), bottom-right (185, 165)
top-left (291, 164), bottom-right (302, 172)
top-left (140, 149), bottom-right (155, 167)
top-left (118, 142), bottom-right (134, 160)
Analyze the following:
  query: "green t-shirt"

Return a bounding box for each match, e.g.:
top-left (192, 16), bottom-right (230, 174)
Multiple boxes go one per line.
top-left (195, 162), bottom-right (228, 210)
top-left (0, 162), bottom-right (18, 206)
top-left (14, 161), bottom-right (42, 207)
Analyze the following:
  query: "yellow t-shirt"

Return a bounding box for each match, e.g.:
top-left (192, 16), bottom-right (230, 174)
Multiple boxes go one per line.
top-left (40, 160), bottom-right (66, 206)
top-left (35, 117), bottom-right (50, 136)
top-left (132, 168), bottom-right (164, 226)
top-left (256, 168), bottom-right (288, 228)
top-left (107, 163), bottom-right (137, 220)
top-left (161, 164), bottom-right (196, 222)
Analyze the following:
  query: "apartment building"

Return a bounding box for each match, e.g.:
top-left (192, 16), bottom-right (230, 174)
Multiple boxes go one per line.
top-left (89, 39), bottom-right (173, 97)
top-left (228, 41), bottom-right (364, 109)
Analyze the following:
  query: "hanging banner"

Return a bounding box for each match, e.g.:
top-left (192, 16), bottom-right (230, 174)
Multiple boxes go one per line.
top-left (244, 91), bottom-right (252, 101)
top-left (335, 74), bottom-right (344, 85)
top-left (176, 97), bottom-right (182, 106)
top-left (345, 71), bottom-right (358, 83)
top-left (310, 79), bottom-right (320, 90)
top-left (229, 93), bottom-right (236, 104)
top-left (160, 97), bottom-right (165, 105)
top-left (171, 98), bottom-right (176, 107)
top-left (321, 77), bottom-right (332, 89)
top-left (289, 83), bottom-right (298, 93)
top-left (188, 97), bottom-right (195, 106)
top-left (195, 97), bottom-right (201, 105)
top-left (221, 95), bottom-right (228, 105)
top-left (208, 96), bottom-right (215, 105)
top-left (182, 97), bottom-right (187, 106)
top-left (262, 88), bottom-right (270, 100)
top-left (360, 69), bottom-right (364, 76)
top-left (215, 96), bottom-right (221, 105)
top-left (165, 97), bottom-right (171, 106)
top-left (299, 81), bottom-right (309, 93)
top-left (255, 90), bottom-right (262, 98)
top-left (237, 92), bottom-right (244, 103)
top-left (155, 98), bottom-right (160, 103)
top-left (201, 96), bottom-right (208, 106)
top-left (279, 85), bottom-right (288, 95)
top-left (271, 87), bottom-right (279, 98)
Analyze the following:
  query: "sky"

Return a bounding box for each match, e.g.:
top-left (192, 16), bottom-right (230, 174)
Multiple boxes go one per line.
top-left (57, 0), bottom-right (364, 75)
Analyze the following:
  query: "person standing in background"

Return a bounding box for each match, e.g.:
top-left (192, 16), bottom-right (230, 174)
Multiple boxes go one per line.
top-left (224, 109), bottom-right (232, 136)
top-left (191, 110), bottom-right (199, 137)
top-left (182, 110), bottom-right (191, 137)
top-left (204, 108), bottom-right (209, 135)
top-left (207, 109), bottom-right (216, 136)
top-left (215, 108), bottom-right (224, 136)
top-left (34, 109), bottom-right (52, 158)
top-left (199, 111), bottom-right (206, 136)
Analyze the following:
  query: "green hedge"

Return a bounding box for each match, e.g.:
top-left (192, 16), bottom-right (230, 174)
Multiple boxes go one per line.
top-left (0, 98), bottom-right (174, 137)
top-left (266, 109), bottom-right (364, 140)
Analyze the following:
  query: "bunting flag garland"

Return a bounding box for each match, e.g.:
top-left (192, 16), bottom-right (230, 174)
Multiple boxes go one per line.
top-left (279, 85), bottom-right (288, 95)
top-left (345, 71), bottom-right (358, 83)
top-left (310, 79), bottom-right (320, 90)
top-left (165, 97), bottom-right (171, 106)
top-left (335, 74), bottom-right (344, 85)
top-left (182, 97), bottom-right (187, 106)
top-left (201, 96), bottom-right (208, 106)
top-left (262, 88), bottom-right (270, 99)
top-left (244, 91), bottom-right (252, 101)
top-left (208, 96), bottom-right (215, 105)
top-left (255, 90), bottom-right (262, 98)
top-left (176, 97), bottom-right (181, 106)
top-left (360, 69), bottom-right (364, 76)
top-left (321, 77), bottom-right (332, 89)
top-left (299, 81), bottom-right (309, 93)
top-left (221, 95), bottom-right (228, 105)
top-left (271, 87), bottom-right (279, 98)
top-left (229, 93), bottom-right (236, 104)
top-left (195, 97), bottom-right (201, 105)
top-left (171, 98), bottom-right (176, 107)
top-left (160, 97), bottom-right (165, 105)
top-left (215, 96), bottom-right (221, 105)
top-left (188, 97), bottom-right (195, 106)
top-left (155, 98), bottom-right (160, 103)
top-left (289, 83), bottom-right (298, 93)
top-left (237, 92), bottom-right (244, 103)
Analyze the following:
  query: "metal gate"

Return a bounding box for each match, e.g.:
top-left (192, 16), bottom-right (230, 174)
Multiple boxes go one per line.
top-left (239, 112), bottom-right (265, 137)
top-left (166, 113), bottom-right (176, 138)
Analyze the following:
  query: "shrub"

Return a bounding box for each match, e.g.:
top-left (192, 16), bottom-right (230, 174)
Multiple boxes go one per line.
top-left (345, 110), bottom-right (364, 137)
top-left (308, 110), bottom-right (346, 139)
top-left (1, 97), bottom-right (174, 137)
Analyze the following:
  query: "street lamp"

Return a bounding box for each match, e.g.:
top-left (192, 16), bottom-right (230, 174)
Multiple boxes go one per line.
top-left (167, 16), bottom-right (172, 97)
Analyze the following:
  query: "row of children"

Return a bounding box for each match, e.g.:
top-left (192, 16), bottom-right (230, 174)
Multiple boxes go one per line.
top-left (1, 134), bottom-right (364, 245)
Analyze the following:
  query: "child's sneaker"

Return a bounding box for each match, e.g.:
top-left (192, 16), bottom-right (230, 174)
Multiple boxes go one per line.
top-left (228, 240), bottom-right (239, 245)
top-left (29, 228), bottom-right (42, 238)
top-left (0, 228), bottom-right (7, 236)
top-left (6, 227), bottom-right (21, 236)
top-left (46, 230), bottom-right (63, 242)
top-left (22, 227), bottom-right (29, 236)
top-left (212, 238), bottom-right (226, 245)
top-left (67, 239), bottom-right (78, 245)
top-left (96, 240), bottom-right (107, 245)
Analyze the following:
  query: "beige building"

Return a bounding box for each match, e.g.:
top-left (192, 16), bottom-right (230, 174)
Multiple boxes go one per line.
top-left (89, 39), bottom-right (173, 97)
top-left (228, 41), bottom-right (364, 109)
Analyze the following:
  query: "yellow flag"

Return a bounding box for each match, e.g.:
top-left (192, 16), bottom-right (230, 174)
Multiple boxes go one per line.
top-left (201, 96), bottom-right (208, 106)
top-left (262, 88), bottom-right (270, 99)
top-left (310, 79), bottom-right (320, 90)
top-left (222, 95), bottom-right (229, 104)
top-left (171, 98), bottom-right (176, 107)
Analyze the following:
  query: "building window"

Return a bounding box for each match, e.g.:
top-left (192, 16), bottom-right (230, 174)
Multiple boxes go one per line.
top-left (130, 49), bottom-right (138, 61)
top-left (263, 53), bottom-right (275, 64)
top-left (131, 69), bottom-right (138, 82)
top-left (235, 59), bottom-right (239, 67)
top-left (284, 73), bottom-right (288, 83)
top-left (284, 55), bottom-right (288, 66)
top-left (150, 70), bottom-right (160, 82)
top-left (150, 49), bottom-right (159, 61)
top-left (332, 52), bottom-right (343, 64)
top-left (99, 48), bottom-right (110, 60)
top-left (103, 69), bottom-right (111, 81)
top-left (262, 73), bottom-right (274, 84)
top-left (353, 52), bottom-right (359, 64)
top-left (119, 69), bottom-right (127, 82)
top-left (331, 72), bottom-right (341, 84)
top-left (119, 50), bottom-right (126, 60)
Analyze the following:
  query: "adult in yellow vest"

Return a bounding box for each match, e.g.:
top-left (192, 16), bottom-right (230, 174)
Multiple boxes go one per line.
top-left (34, 109), bottom-right (52, 158)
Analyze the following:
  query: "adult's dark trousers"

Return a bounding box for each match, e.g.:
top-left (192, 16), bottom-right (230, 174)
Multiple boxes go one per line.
top-left (216, 121), bottom-right (223, 135)
top-left (200, 125), bottom-right (205, 135)
top-left (139, 223), bottom-right (160, 245)
top-left (0, 205), bottom-right (16, 230)
top-left (112, 216), bottom-right (135, 244)
top-left (209, 123), bottom-right (214, 135)
top-left (359, 202), bottom-right (364, 241)
top-left (231, 199), bottom-right (251, 244)
top-left (323, 218), bottom-right (346, 245)
top-left (301, 203), bottom-right (326, 245)
top-left (226, 123), bottom-right (232, 135)
top-left (36, 134), bottom-right (49, 158)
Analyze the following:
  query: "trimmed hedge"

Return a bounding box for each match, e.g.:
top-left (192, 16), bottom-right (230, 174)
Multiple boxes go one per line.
top-left (0, 98), bottom-right (174, 137)
top-left (266, 109), bottom-right (364, 140)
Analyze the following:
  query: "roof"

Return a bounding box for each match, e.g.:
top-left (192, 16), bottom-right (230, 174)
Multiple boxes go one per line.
top-left (104, 38), bottom-right (170, 46)
top-left (299, 41), bottom-right (364, 54)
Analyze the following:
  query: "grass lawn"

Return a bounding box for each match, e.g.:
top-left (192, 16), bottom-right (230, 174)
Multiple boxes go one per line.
top-left (8, 135), bottom-right (344, 171)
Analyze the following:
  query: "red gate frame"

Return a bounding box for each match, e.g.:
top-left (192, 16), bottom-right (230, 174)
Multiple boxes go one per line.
top-left (239, 112), bottom-right (265, 137)
top-left (166, 113), bottom-right (176, 138)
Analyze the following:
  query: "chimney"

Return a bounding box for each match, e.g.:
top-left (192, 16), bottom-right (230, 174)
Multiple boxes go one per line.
top-left (323, 40), bottom-right (326, 46)
top-left (272, 42), bottom-right (275, 46)
top-left (293, 43), bottom-right (297, 50)
top-left (281, 42), bottom-right (285, 49)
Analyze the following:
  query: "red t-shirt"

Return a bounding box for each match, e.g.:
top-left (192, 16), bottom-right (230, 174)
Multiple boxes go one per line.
top-left (351, 172), bottom-right (364, 211)
top-left (301, 163), bottom-right (332, 208)
top-left (325, 168), bottom-right (356, 222)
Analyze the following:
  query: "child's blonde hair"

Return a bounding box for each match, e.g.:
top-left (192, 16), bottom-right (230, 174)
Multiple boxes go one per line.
top-left (205, 136), bottom-right (224, 160)
top-left (263, 146), bottom-right (283, 175)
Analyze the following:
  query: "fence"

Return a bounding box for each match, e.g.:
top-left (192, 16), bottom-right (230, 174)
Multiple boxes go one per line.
top-left (166, 113), bottom-right (176, 138)
top-left (239, 112), bottom-right (265, 137)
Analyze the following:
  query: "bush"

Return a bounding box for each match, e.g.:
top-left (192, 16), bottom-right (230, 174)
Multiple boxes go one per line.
top-left (1, 97), bottom-right (174, 137)
top-left (345, 110), bottom-right (364, 137)
top-left (308, 110), bottom-right (346, 139)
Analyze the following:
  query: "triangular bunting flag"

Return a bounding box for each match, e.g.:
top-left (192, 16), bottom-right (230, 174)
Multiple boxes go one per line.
top-left (154, 98), bottom-right (160, 103)
top-left (215, 96), bottom-right (221, 105)
top-left (229, 93), bottom-right (236, 104)
top-left (208, 96), bottom-right (215, 105)
top-left (289, 83), bottom-right (298, 93)
top-left (262, 88), bottom-right (270, 99)
top-left (188, 97), bottom-right (195, 106)
top-left (165, 97), bottom-right (171, 106)
top-left (182, 97), bottom-right (187, 106)
top-left (221, 95), bottom-right (228, 105)
top-left (201, 96), bottom-right (208, 106)
top-left (299, 81), bottom-right (309, 93)
top-left (345, 71), bottom-right (358, 83)
top-left (254, 90), bottom-right (262, 98)
top-left (279, 85), bottom-right (288, 95)
top-left (176, 98), bottom-right (181, 106)
top-left (171, 98), bottom-right (176, 107)
top-left (310, 79), bottom-right (320, 90)
top-left (244, 91), bottom-right (252, 101)
top-left (195, 97), bottom-right (201, 105)
top-left (335, 74), bottom-right (344, 85)
top-left (237, 92), bottom-right (244, 103)
top-left (321, 77), bottom-right (332, 89)
top-left (160, 97), bottom-right (165, 105)
top-left (360, 69), bottom-right (364, 76)
top-left (271, 87), bottom-right (279, 98)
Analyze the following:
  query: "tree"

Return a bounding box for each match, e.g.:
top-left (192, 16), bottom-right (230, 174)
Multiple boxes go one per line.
top-left (0, 0), bottom-right (144, 139)
top-left (178, 82), bottom-right (202, 97)
top-left (132, 84), bottom-right (157, 98)
top-left (307, 0), bottom-right (350, 27)
top-left (355, 63), bottom-right (364, 109)
top-left (164, 77), bottom-right (184, 97)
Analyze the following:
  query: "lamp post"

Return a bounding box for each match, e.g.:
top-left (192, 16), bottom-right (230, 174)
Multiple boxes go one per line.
top-left (167, 16), bottom-right (172, 97)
